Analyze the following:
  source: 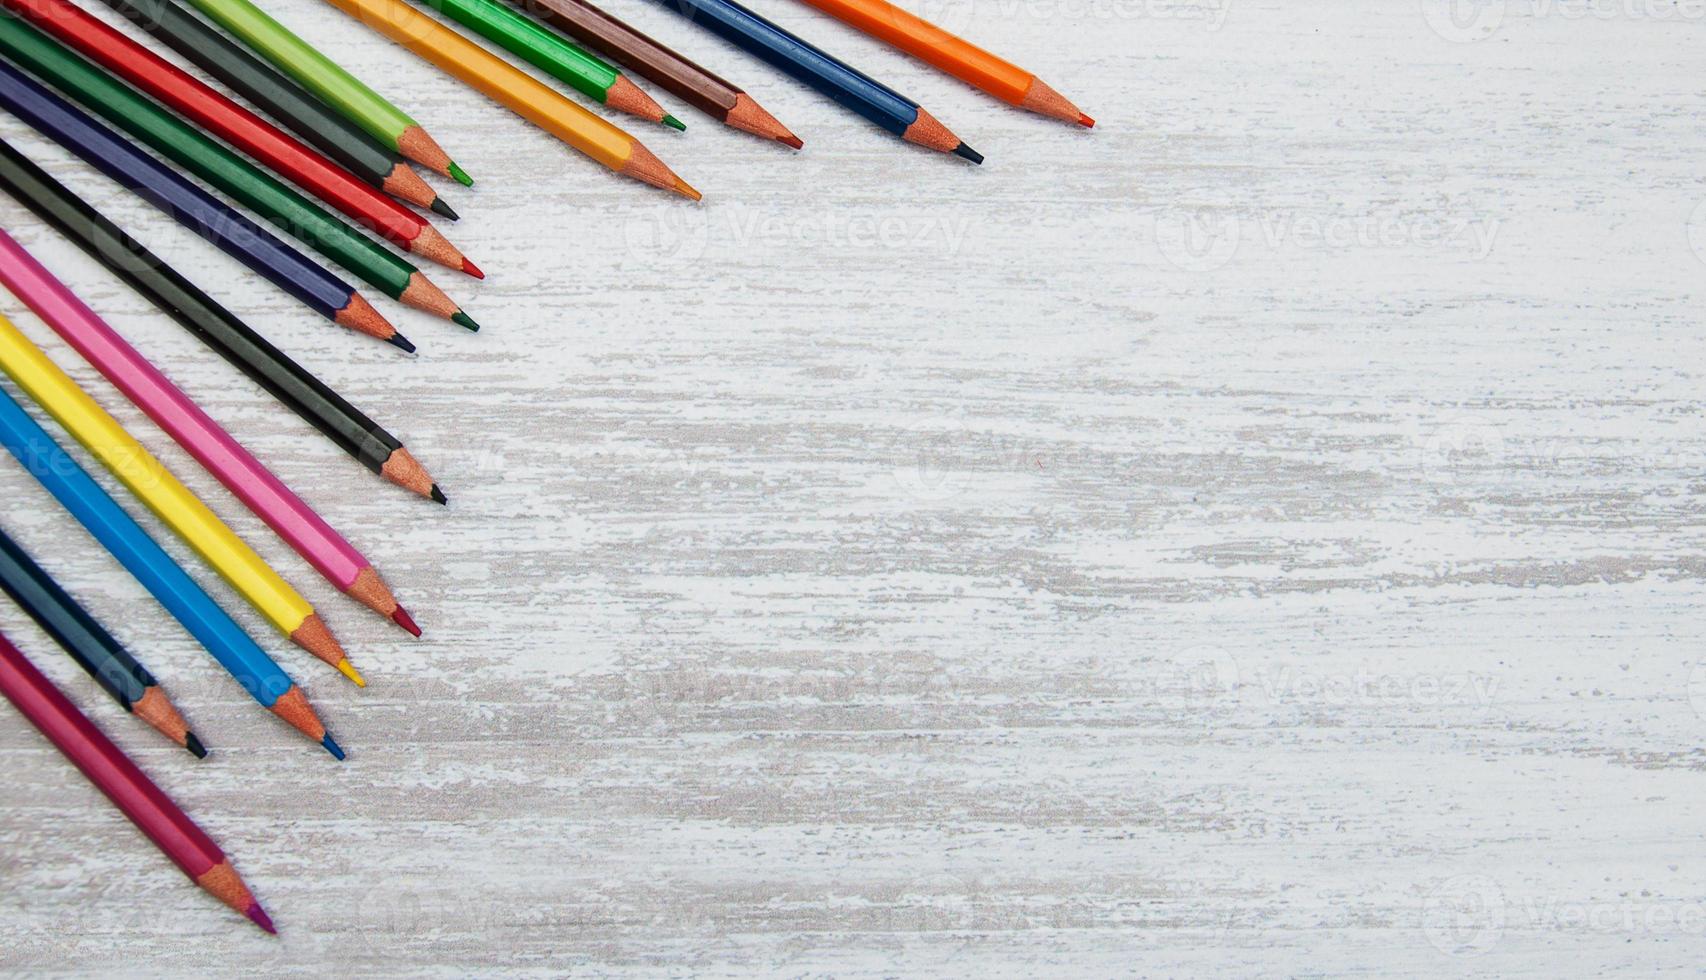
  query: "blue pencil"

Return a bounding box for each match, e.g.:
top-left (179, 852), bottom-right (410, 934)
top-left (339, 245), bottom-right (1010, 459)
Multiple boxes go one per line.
top-left (0, 386), bottom-right (343, 758)
top-left (649, 0), bottom-right (979, 160)
top-left (0, 54), bottom-right (393, 341)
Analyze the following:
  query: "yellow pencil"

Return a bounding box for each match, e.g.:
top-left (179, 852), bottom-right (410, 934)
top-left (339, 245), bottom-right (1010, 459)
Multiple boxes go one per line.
top-left (0, 314), bottom-right (363, 685)
top-left (319, 0), bottom-right (700, 199)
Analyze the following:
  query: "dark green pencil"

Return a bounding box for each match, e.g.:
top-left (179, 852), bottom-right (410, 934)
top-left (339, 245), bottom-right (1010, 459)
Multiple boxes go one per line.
top-left (0, 524), bottom-right (204, 756)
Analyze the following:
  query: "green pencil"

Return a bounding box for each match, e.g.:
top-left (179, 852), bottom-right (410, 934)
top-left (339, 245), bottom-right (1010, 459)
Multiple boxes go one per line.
top-left (182, 0), bottom-right (470, 182)
top-left (0, 13), bottom-right (476, 328)
top-left (413, 0), bottom-right (681, 130)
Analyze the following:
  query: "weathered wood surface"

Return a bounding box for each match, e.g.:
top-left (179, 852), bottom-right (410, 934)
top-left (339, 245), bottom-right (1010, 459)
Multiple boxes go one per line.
top-left (1, 0), bottom-right (1704, 973)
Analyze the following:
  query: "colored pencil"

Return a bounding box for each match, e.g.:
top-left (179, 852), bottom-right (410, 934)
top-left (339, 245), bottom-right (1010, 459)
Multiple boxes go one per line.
top-left (642, 0), bottom-right (978, 160)
top-left (6, 0), bottom-right (481, 276)
top-left (183, 0), bottom-right (468, 181)
top-left (790, 0), bottom-right (1089, 126)
top-left (512, 0), bottom-right (797, 146)
top-left (0, 311), bottom-right (365, 685)
top-left (0, 57), bottom-right (407, 348)
top-left (0, 631), bottom-right (275, 931)
top-left (100, 0), bottom-right (453, 218)
top-left (0, 230), bottom-right (422, 637)
top-left (324, 0), bottom-right (698, 198)
top-left (0, 138), bottom-right (448, 503)
top-left (415, 0), bottom-right (678, 129)
top-left (0, 525), bottom-right (202, 755)
top-left (0, 16), bottom-right (480, 329)
top-left (0, 386), bottom-right (342, 756)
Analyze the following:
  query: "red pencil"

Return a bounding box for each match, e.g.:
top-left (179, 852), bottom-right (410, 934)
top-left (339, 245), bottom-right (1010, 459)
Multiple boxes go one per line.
top-left (3, 0), bottom-right (481, 278)
top-left (0, 630), bottom-right (275, 933)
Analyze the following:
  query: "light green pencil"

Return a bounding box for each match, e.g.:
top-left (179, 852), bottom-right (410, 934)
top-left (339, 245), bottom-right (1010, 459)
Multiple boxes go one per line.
top-left (182, 0), bottom-right (473, 182)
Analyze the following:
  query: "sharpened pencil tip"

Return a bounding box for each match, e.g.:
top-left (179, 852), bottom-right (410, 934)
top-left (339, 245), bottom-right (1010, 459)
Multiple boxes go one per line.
top-left (451, 311), bottom-right (480, 332)
top-left (322, 733), bottom-right (346, 760)
top-left (663, 114), bottom-right (686, 131)
top-left (430, 484), bottom-right (447, 505)
top-left (430, 197), bottom-right (460, 221)
top-left (461, 257), bottom-right (484, 280)
top-left (780, 134), bottom-right (803, 150)
top-left (953, 142), bottom-right (983, 164)
top-left (1077, 113), bottom-right (1095, 128)
top-left (448, 162), bottom-right (473, 186)
top-left (391, 605), bottom-right (422, 637)
top-left (673, 178), bottom-right (702, 202)
top-left (336, 659), bottom-right (367, 688)
top-left (387, 332), bottom-right (417, 354)
top-left (184, 731), bottom-right (207, 759)
top-left (246, 903), bottom-right (277, 935)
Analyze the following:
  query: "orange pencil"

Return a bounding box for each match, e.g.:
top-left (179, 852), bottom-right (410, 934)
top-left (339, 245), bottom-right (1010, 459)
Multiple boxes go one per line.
top-left (320, 0), bottom-right (698, 198)
top-left (791, 0), bottom-right (1091, 126)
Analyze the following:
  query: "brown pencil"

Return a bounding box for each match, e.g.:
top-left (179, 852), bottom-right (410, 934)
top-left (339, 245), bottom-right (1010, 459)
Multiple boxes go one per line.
top-left (509, 0), bottom-right (800, 146)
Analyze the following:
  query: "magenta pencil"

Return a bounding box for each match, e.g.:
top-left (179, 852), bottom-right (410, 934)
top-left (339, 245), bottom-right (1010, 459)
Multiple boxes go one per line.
top-left (0, 629), bottom-right (276, 932)
top-left (0, 229), bottom-right (420, 638)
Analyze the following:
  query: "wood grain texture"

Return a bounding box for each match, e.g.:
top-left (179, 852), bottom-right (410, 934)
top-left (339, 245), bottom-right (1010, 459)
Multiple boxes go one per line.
top-left (1, 0), bottom-right (1704, 973)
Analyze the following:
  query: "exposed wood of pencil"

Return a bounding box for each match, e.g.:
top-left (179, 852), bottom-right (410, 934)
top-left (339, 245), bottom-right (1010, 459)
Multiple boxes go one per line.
top-left (129, 685), bottom-right (192, 749)
top-left (290, 613), bottom-right (362, 687)
top-left (380, 445), bottom-right (441, 501)
top-left (333, 291), bottom-right (405, 343)
top-left (603, 75), bottom-right (665, 123)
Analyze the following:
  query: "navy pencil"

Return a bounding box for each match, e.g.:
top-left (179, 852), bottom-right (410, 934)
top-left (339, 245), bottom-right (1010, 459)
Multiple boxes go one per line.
top-left (0, 524), bottom-right (204, 756)
top-left (0, 55), bottom-right (402, 346)
top-left (649, 0), bottom-right (978, 160)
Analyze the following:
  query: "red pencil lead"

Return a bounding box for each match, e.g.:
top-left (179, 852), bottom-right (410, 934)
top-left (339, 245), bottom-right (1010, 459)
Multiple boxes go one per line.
top-left (1077, 113), bottom-right (1095, 128)
top-left (461, 257), bottom-right (484, 280)
top-left (392, 605), bottom-right (422, 637)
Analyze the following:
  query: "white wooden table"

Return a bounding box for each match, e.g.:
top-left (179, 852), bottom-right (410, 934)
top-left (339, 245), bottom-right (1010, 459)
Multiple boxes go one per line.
top-left (1, 0), bottom-right (1703, 973)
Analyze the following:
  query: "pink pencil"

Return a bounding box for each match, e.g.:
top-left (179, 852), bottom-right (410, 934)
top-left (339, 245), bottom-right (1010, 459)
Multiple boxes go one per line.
top-left (0, 229), bottom-right (420, 638)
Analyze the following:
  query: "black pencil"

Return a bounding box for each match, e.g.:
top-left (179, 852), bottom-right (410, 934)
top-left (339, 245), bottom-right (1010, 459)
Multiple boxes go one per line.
top-left (101, 0), bottom-right (455, 218)
top-left (0, 524), bottom-right (204, 756)
top-left (0, 138), bottom-right (446, 503)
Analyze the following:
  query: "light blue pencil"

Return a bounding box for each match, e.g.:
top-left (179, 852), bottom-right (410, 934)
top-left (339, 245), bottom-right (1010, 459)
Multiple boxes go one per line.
top-left (0, 384), bottom-right (343, 758)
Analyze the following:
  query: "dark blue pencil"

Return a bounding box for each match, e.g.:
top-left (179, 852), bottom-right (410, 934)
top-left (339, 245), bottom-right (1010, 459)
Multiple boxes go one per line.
top-left (0, 524), bottom-right (204, 756)
top-left (649, 0), bottom-right (979, 160)
top-left (0, 55), bottom-right (402, 346)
